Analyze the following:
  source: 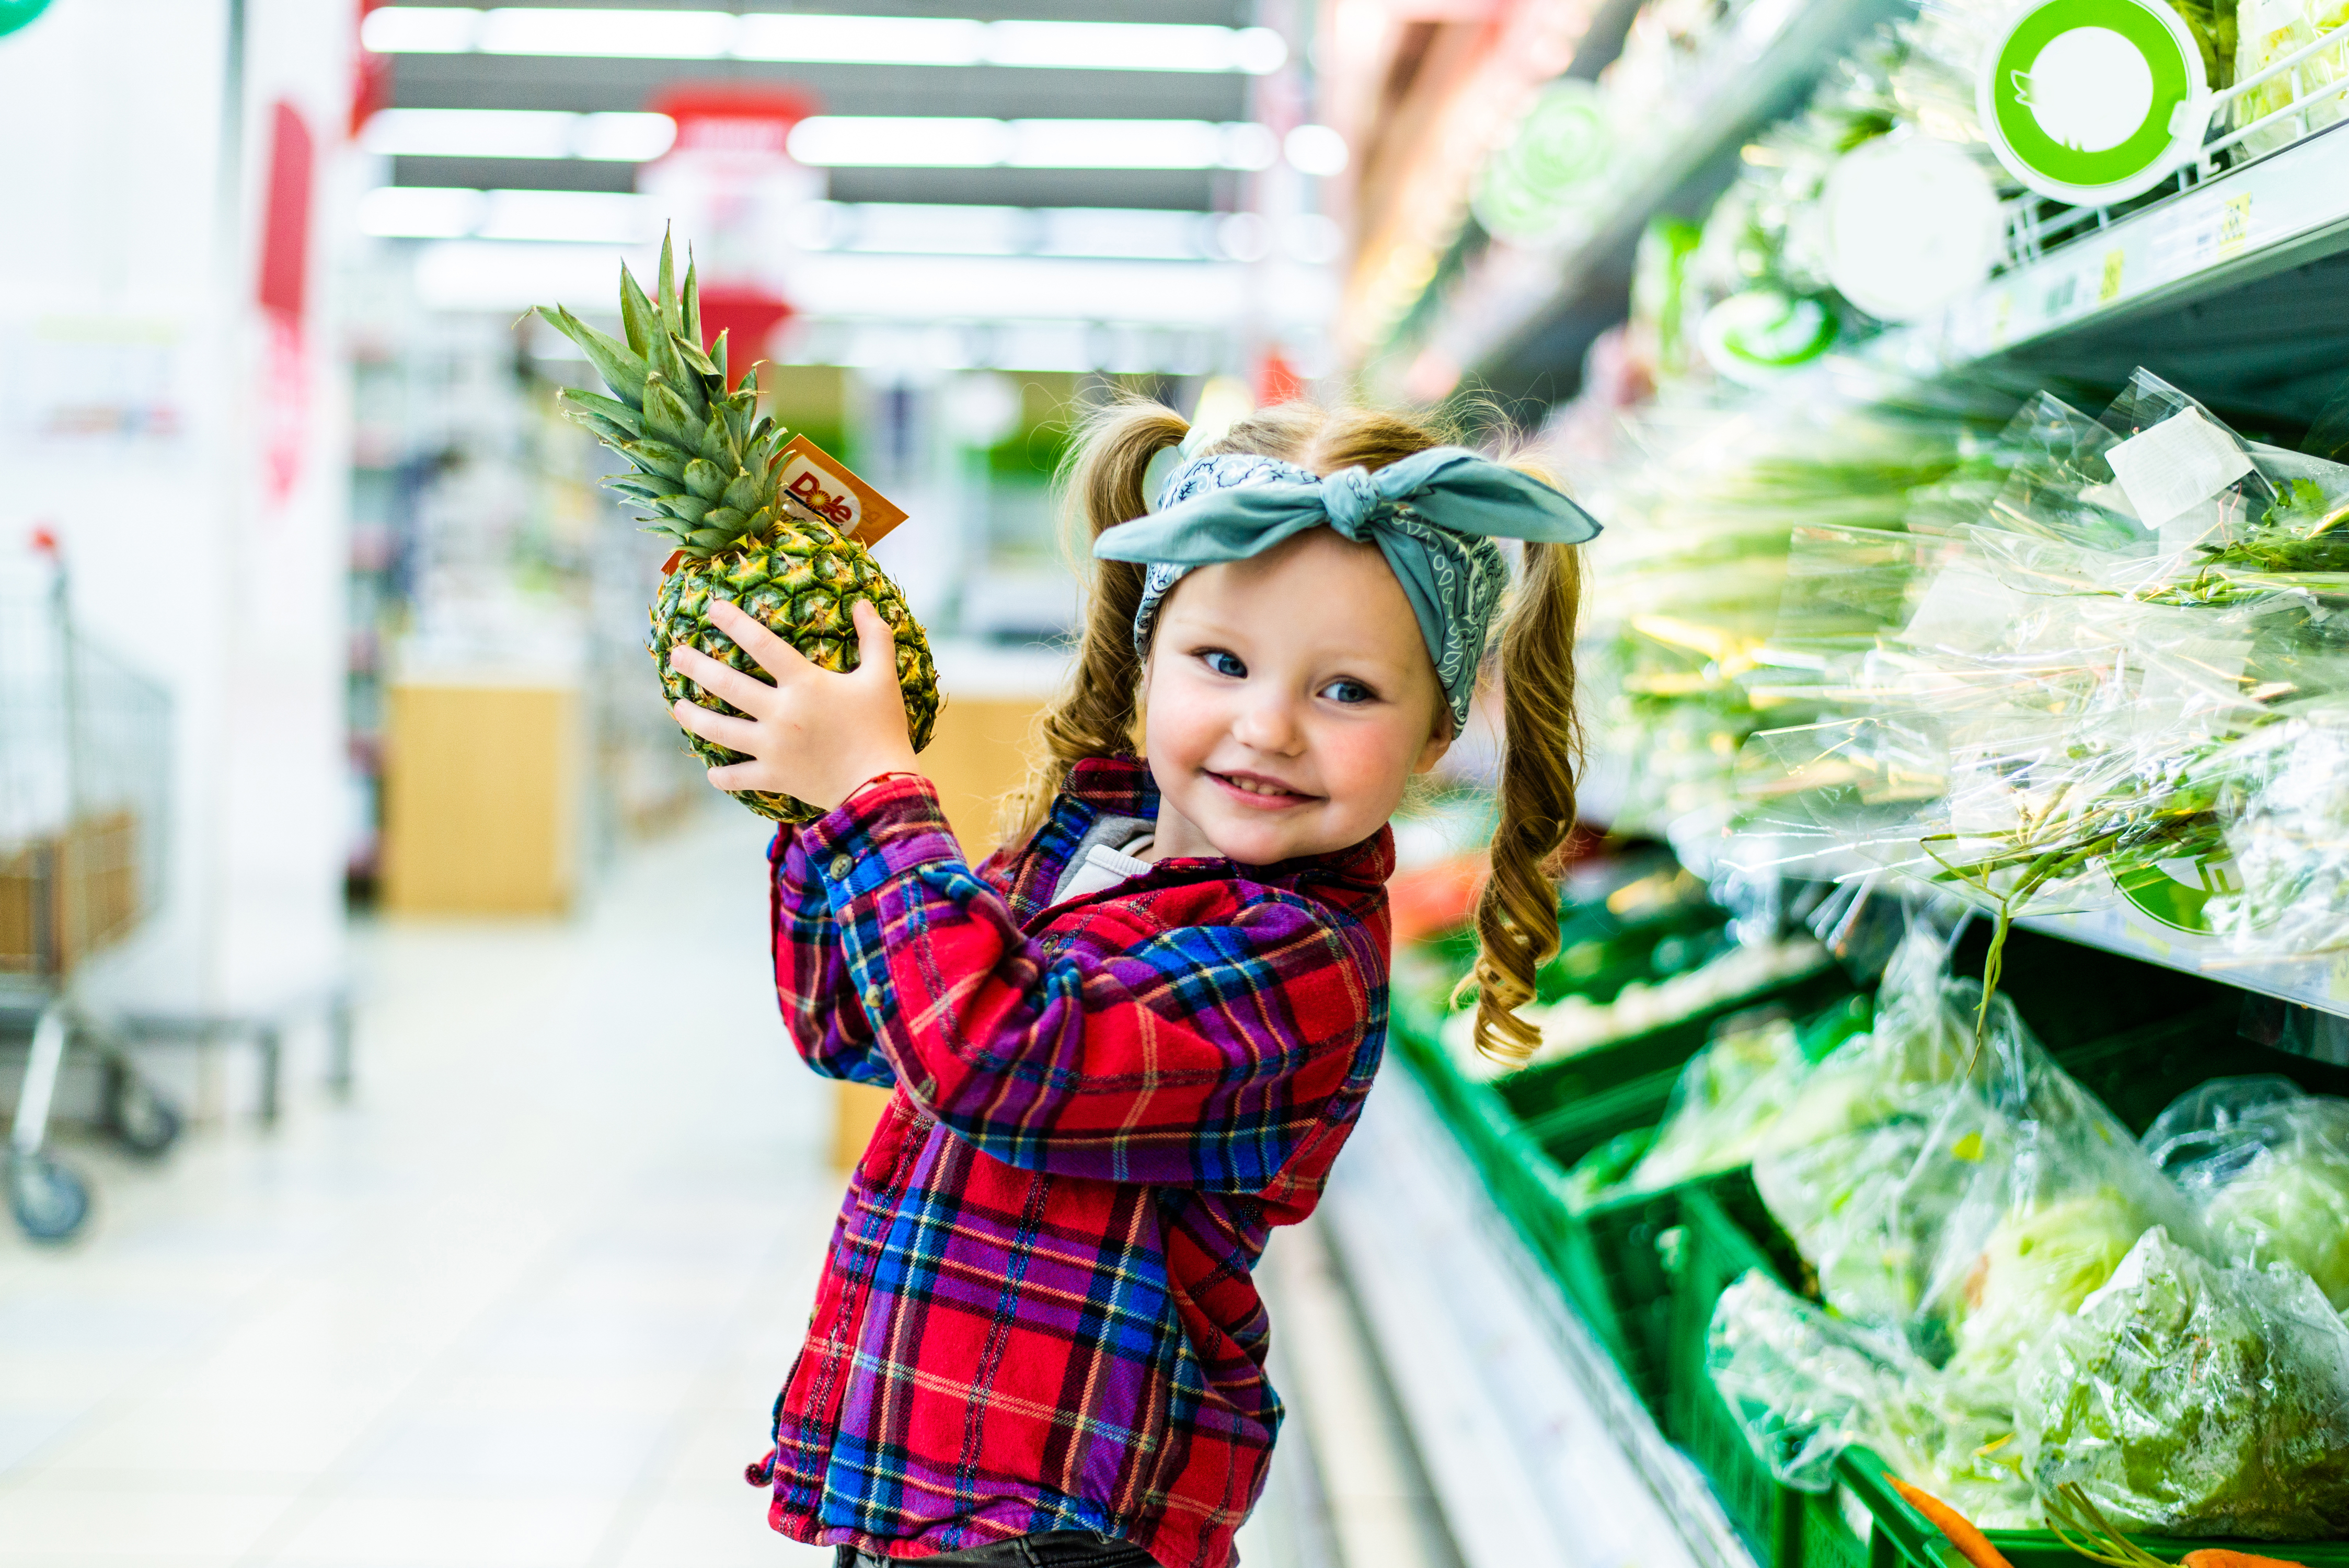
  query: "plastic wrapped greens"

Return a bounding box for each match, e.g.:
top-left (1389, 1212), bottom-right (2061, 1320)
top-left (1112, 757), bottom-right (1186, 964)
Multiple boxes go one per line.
top-left (1616, 1012), bottom-right (1810, 1192)
top-left (1571, 390), bottom-right (1975, 837)
top-left (1746, 921), bottom-right (2203, 1368)
top-left (1740, 370), bottom-right (2349, 968)
top-left (2019, 1227), bottom-right (2349, 1536)
top-left (2231, 0), bottom-right (2344, 157)
top-left (2145, 1074), bottom-right (2349, 1308)
top-left (1596, 994), bottom-right (1873, 1196)
top-left (1708, 1271), bottom-right (2037, 1525)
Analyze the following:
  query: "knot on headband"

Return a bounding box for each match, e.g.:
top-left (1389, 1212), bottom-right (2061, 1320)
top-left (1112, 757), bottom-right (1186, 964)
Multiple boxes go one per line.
top-left (1095, 445), bottom-right (1602, 729)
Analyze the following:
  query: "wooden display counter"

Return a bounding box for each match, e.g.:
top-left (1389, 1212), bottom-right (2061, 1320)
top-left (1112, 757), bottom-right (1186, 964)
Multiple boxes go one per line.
top-left (381, 681), bottom-right (581, 916)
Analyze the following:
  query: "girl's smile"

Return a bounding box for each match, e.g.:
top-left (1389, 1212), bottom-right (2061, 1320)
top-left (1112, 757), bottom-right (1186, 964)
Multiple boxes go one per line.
top-left (1206, 769), bottom-right (1319, 807)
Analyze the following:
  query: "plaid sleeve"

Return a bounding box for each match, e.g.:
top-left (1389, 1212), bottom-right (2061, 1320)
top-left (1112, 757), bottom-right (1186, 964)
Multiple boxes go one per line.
top-left (770, 825), bottom-right (895, 1088)
top-left (797, 775), bottom-right (1381, 1191)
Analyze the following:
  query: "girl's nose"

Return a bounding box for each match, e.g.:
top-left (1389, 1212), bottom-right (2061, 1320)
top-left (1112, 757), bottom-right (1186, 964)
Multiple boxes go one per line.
top-left (1231, 693), bottom-right (1306, 755)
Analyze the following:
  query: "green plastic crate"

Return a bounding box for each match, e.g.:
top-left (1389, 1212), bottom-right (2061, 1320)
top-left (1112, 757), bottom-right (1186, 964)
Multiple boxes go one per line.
top-left (1389, 964), bottom-right (1854, 1405)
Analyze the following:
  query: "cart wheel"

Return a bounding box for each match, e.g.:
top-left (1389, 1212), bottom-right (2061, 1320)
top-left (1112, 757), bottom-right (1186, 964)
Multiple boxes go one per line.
top-left (103, 1066), bottom-right (182, 1158)
top-left (8, 1150), bottom-right (91, 1242)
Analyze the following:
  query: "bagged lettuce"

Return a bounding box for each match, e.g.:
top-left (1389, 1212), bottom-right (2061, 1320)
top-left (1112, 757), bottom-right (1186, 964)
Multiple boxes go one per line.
top-left (1708, 1270), bottom-right (2036, 1525)
top-left (1752, 918), bottom-right (2203, 1369)
top-left (1918, 1023), bottom-right (2207, 1378)
top-left (1754, 921), bottom-right (1983, 1323)
top-left (2145, 1074), bottom-right (2349, 1309)
top-left (2020, 1226), bottom-right (2349, 1537)
top-left (1616, 1012), bottom-right (1810, 1194)
top-left (1604, 994), bottom-right (1872, 1197)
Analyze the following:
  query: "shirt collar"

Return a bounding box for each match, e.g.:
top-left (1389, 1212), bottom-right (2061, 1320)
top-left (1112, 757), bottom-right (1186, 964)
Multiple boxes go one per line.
top-left (1002, 754), bottom-right (1396, 921)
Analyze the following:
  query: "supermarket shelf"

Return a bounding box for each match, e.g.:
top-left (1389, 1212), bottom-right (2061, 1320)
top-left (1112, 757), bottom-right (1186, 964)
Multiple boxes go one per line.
top-left (2019, 903), bottom-right (2349, 1020)
top-left (1871, 122), bottom-right (2349, 423)
top-left (1406, 0), bottom-right (1909, 406)
top-left (1321, 1067), bottom-right (1758, 1568)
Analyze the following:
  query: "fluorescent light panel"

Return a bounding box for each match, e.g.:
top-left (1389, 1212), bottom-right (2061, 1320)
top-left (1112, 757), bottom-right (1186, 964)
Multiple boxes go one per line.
top-left (364, 192), bottom-right (1308, 261)
top-left (360, 109), bottom-right (1273, 171)
top-left (803, 203), bottom-right (1230, 260)
top-left (361, 109), bottom-right (675, 160)
top-left (360, 8), bottom-right (1287, 72)
top-left (360, 187), bottom-right (663, 243)
top-left (788, 118), bottom-right (1277, 171)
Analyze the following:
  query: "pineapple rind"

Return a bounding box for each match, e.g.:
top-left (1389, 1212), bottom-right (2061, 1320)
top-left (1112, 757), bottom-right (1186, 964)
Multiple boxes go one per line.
top-left (538, 230), bottom-right (942, 825)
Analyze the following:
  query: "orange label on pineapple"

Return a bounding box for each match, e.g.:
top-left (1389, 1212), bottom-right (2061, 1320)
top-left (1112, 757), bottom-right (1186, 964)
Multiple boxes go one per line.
top-left (774, 435), bottom-right (908, 545)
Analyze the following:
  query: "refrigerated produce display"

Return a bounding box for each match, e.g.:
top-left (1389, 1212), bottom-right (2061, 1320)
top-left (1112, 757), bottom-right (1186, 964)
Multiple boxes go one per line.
top-left (1325, 2), bottom-right (2349, 1565)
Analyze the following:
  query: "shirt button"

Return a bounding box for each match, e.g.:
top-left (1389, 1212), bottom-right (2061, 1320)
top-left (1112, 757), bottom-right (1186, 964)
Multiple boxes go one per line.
top-left (828, 854), bottom-right (853, 880)
top-left (863, 985), bottom-right (885, 1011)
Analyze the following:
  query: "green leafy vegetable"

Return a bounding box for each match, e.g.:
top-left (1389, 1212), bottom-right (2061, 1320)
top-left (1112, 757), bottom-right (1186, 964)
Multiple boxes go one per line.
top-left (2019, 1227), bottom-right (2349, 1537)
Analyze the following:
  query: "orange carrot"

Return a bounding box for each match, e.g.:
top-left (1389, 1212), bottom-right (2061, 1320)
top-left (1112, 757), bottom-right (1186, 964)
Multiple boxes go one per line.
top-left (2181, 1552), bottom-right (2308, 1568)
top-left (1887, 1475), bottom-right (2016, 1568)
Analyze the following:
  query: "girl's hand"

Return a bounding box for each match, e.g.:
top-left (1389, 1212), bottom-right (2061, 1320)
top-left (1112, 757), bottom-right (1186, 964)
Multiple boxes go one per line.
top-left (668, 598), bottom-right (921, 811)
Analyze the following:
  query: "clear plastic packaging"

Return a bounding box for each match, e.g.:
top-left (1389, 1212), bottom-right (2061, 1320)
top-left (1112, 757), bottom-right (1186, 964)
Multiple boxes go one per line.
top-left (2232, 0), bottom-right (2347, 157)
top-left (2144, 1074), bottom-right (2349, 1308)
top-left (1738, 370), bottom-right (2349, 965)
top-left (1753, 920), bottom-right (1981, 1325)
top-left (2018, 1226), bottom-right (2349, 1536)
top-left (1708, 1270), bottom-right (2037, 1524)
top-left (1745, 921), bottom-right (2204, 1371)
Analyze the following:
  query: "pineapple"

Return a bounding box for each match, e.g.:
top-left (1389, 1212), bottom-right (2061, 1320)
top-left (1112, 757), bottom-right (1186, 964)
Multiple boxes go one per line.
top-left (538, 236), bottom-right (939, 823)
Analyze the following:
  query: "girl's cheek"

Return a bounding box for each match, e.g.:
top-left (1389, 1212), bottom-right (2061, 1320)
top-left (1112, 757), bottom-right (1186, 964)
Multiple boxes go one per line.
top-left (1147, 677), bottom-right (1225, 767)
top-left (1314, 714), bottom-right (1422, 802)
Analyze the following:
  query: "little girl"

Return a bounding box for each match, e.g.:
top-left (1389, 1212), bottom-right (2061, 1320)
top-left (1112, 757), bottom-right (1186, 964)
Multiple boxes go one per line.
top-left (667, 399), bottom-right (1597, 1567)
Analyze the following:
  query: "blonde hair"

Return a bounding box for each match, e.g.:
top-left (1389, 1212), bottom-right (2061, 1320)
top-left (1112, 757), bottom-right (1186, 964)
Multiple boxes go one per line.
top-left (1006, 395), bottom-right (1585, 1068)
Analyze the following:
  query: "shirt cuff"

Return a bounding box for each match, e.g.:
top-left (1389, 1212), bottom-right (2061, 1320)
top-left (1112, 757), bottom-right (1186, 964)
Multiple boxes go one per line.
top-left (800, 774), bottom-right (963, 904)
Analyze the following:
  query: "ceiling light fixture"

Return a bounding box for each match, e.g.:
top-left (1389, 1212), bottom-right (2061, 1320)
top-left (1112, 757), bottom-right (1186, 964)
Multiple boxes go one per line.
top-left (360, 109), bottom-right (677, 161)
top-left (358, 7), bottom-right (1287, 73)
top-left (787, 118), bottom-right (1278, 171)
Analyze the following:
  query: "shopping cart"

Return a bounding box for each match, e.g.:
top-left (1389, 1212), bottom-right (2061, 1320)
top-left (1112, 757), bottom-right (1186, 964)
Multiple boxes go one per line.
top-left (2, 534), bottom-right (177, 1241)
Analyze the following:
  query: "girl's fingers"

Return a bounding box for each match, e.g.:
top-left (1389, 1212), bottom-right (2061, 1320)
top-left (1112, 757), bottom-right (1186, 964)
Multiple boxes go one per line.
top-left (670, 644), bottom-right (780, 715)
top-left (671, 698), bottom-right (762, 753)
top-left (850, 599), bottom-right (898, 686)
top-left (706, 599), bottom-right (808, 679)
top-left (704, 760), bottom-right (771, 792)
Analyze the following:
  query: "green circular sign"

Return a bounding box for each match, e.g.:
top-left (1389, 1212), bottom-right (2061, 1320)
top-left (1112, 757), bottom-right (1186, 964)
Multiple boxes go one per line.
top-left (1473, 79), bottom-right (1612, 243)
top-left (1979, 0), bottom-right (2207, 204)
top-left (0, 0), bottom-right (53, 39)
top-left (1698, 291), bottom-right (1841, 385)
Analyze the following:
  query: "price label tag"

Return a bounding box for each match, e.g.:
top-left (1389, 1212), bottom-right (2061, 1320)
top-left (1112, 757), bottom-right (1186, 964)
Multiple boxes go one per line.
top-left (2105, 406), bottom-right (2254, 527)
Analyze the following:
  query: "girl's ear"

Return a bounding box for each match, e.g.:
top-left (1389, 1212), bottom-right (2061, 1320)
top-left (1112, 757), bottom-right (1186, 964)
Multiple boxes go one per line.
top-left (1410, 713), bottom-right (1454, 776)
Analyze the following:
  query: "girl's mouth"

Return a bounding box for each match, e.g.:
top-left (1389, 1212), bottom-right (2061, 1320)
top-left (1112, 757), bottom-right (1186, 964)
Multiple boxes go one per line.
top-left (1207, 770), bottom-right (1318, 809)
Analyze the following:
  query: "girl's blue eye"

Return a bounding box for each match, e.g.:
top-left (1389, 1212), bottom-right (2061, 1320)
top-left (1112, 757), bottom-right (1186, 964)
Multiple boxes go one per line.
top-left (1321, 678), bottom-right (1376, 705)
top-left (1201, 650), bottom-right (1246, 678)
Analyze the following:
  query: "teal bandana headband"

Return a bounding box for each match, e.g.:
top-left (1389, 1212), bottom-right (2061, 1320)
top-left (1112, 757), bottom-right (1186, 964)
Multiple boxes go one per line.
top-left (1095, 445), bottom-right (1602, 729)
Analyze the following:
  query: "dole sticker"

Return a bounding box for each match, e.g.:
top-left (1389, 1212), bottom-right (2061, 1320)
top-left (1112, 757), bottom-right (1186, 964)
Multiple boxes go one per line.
top-left (775, 435), bottom-right (909, 545)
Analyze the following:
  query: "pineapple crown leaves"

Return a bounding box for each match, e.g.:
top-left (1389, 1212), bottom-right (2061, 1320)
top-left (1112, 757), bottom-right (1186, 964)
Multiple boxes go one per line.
top-left (536, 228), bottom-right (798, 559)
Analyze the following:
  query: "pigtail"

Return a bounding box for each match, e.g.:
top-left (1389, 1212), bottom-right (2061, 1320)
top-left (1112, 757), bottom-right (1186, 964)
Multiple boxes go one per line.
top-left (1468, 537), bottom-right (1586, 1066)
top-left (1000, 397), bottom-right (1191, 848)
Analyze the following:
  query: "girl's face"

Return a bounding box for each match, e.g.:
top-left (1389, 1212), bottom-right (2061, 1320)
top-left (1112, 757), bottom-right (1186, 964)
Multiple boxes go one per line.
top-left (1142, 527), bottom-right (1452, 867)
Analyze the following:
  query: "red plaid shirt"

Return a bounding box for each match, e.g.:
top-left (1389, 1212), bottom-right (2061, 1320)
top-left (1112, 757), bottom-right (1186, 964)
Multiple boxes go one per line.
top-left (750, 758), bottom-right (1393, 1567)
